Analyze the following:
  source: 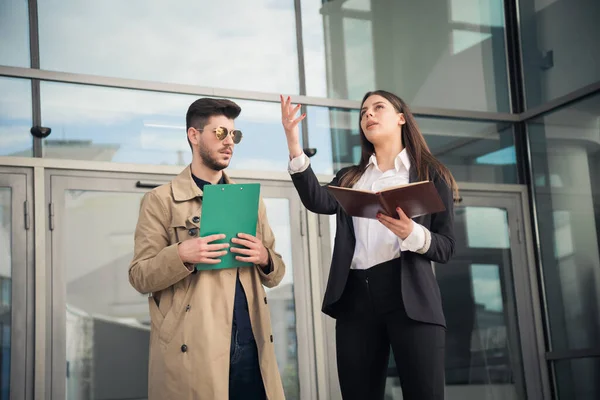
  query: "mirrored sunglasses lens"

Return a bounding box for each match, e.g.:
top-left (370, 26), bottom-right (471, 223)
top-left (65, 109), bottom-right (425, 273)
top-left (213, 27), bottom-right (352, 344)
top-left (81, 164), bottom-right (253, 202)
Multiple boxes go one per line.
top-left (232, 130), bottom-right (242, 144)
top-left (215, 127), bottom-right (228, 140)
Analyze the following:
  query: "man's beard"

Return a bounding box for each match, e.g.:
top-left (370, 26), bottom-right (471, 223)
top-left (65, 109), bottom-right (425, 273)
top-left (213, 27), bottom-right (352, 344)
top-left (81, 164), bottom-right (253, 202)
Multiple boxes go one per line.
top-left (198, 144), bottom-right (230, 171)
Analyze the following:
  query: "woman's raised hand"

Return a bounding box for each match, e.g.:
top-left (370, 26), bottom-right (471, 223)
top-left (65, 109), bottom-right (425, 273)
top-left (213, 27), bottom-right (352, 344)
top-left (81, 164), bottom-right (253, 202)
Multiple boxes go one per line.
top-left (280, 95), bottom-right (306, 158)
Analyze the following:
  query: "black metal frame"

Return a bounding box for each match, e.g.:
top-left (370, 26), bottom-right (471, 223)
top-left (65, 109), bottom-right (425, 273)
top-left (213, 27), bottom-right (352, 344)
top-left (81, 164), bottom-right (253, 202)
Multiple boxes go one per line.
top-left (27, 0), bottom-right (42, 158)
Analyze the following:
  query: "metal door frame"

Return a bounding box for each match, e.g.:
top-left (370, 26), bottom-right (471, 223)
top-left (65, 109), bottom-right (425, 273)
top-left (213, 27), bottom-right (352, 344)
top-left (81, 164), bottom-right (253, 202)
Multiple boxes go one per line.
top-left (312, 183), bottom-right (550, 400)
top-left (45, 169), bottom-right (316, 399)
top-left (45, 169), bottom-right (166, 400)
top-left (0, 167), bottom-right (34, 400)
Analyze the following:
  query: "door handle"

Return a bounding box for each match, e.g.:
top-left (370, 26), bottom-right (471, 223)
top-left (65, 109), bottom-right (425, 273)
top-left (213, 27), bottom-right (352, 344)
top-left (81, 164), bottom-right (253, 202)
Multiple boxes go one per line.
top-left (135, 181), bottom-right (161, 189)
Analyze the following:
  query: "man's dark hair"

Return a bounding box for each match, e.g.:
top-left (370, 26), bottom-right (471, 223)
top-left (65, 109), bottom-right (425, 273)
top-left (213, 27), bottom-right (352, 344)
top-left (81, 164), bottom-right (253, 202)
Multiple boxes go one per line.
top-left (185, 98), bottom-right (242, 150)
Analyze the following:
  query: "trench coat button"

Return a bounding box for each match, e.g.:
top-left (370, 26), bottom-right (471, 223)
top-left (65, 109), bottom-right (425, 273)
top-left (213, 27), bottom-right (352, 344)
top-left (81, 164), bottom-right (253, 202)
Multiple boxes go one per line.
top-left (181, 344), bottom-right (188, 352)
top-left (192, 216), bottom-right (200, 223)
top-left (270, 335), bottom-right (273, 343)
top-left (185, 305), bottom-right (190, 312)
top-left (264, 297), bottom-right (268, 304)
top-left (188, 229), bottom-right (197, 236)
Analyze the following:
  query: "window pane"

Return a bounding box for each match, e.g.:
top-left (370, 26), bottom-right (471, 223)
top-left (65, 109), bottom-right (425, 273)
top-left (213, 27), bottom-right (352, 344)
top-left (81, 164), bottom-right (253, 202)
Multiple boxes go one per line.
top-left (38, 0), bottom-right (299, 93)
top-left (0, 0), bottom-right (30, 67)
top-left (519, 0), bottom-right (600, 108)
top-left (307, 106), bottom-right (517, 184)
top-left (301, 0), bottom-right (510, 112)
top-left (431, 206), bottom-right (522, 399)
top-left (63, 190), bottom-right (149, 399)
top-left (554, 357), bottom-right (600, 400)
top-left (528, 94), bottom-right (600, 351)
top-left (0, 77), bottom-right (33, 157)
top-left (420, 118), bottom-right (517, 184)
top-left (40, 82), bottom-right (295, 171)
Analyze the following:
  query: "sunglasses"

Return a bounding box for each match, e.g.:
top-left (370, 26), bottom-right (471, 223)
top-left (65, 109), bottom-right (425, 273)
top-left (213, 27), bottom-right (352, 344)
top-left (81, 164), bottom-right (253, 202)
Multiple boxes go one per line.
top-left (196, 126), bottom-right (243, 144)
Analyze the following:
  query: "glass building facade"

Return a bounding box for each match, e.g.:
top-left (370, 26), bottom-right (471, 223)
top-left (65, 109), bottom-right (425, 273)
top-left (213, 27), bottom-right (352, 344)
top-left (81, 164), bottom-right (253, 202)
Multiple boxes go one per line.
top-left (0, 0), bottom-right (598, 399)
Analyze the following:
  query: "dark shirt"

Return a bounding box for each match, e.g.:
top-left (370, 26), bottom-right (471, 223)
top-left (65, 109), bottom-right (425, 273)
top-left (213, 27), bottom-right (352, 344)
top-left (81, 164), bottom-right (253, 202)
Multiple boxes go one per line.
top-left (191, 174), bottom-right (254, 344)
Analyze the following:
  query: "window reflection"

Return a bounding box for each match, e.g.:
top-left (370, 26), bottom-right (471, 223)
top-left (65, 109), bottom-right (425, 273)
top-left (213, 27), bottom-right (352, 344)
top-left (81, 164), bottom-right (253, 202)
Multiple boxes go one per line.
top-left (63, 189), bottom-right (149, 399)
top-left (341, 18), bottom-right (375, 100)
top-left (466, 208), bottom-right (510, 249)
top-left (260, 198), bottom-right (300, 400)
top-left (328, 202), bottom-right (523, 399)
top-left (38, 0), bottom-right (299, 93)
top-left (306, 105), bottom-right (517, 184)
top-left (0, 78), bottom-right (33, 157)
top-left (302, 0), bottom-right (510, 111)
top-left (555, 357), bottom-right (600, 400)
top-left (228, 101), bottom-right (299, 173)
top-left (0, 0), bottom-right (30, 67)
top-left (432, 205), bottom-right (521, 400)
top-left (519, 0), bottom-right (600, 108)
top-left (528, 93), bottom-right (600, 353)
top-left (450, 0), bottom-right (505, 27)
top-left (342, 0), bottom-right (370, 12)
top-left (472, 264), bottom-right (503, 312)
top-left (40, 82), bottom-right (294, 171)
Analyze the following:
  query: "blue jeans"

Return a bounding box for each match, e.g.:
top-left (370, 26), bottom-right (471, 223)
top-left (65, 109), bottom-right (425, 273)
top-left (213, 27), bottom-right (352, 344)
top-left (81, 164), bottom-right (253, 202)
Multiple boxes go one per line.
top-left (229, 325), bottom-right (266, 400)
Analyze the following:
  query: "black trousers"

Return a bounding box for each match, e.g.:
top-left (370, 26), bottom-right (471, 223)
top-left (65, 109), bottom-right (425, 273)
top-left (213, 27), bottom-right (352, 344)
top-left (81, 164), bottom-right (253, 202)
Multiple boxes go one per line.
top-left (335, 258), bottom-right (446, 400)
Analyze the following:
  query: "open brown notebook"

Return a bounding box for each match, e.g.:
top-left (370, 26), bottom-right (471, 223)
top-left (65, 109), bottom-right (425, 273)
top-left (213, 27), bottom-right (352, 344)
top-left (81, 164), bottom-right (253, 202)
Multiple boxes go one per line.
top-left (326, 181), bottom-right (446, 219)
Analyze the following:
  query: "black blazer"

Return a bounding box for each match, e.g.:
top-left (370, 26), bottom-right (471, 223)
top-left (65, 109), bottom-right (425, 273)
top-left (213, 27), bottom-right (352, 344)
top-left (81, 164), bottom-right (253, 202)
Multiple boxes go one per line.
top-left (291, 164), bottom-right (455, 327)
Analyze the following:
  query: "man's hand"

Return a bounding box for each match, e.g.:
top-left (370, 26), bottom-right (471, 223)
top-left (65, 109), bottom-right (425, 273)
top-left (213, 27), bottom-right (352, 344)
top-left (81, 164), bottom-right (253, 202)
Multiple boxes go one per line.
top-left (177, 234), bottom-right (229, 265)
top-left (377, 208), bottom-right (414, 239)
top-left (230, 233), bottom-right (270, 267)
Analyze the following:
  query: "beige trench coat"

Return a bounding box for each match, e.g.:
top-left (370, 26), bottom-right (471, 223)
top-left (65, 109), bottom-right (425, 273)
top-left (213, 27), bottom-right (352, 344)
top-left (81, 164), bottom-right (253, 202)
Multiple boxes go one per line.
top-left (129, 166), bottom-right (286, 400)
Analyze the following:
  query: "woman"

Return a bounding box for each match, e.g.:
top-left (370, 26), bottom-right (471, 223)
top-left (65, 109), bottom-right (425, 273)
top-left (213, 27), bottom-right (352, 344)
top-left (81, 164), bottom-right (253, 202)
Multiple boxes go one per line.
top-left (280, 90), bottom-right (457, 400)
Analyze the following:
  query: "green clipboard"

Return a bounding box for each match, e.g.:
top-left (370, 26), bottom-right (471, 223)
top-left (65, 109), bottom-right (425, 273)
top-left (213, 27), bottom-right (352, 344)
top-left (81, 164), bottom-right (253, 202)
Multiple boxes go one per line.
top-left (195, 183), bottom-right (261, 271)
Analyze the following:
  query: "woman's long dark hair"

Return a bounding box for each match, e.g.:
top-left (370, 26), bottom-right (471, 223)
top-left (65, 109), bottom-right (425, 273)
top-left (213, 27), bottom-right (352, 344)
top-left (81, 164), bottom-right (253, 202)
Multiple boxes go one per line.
top-left (338, 90), bottom-right (459, 199)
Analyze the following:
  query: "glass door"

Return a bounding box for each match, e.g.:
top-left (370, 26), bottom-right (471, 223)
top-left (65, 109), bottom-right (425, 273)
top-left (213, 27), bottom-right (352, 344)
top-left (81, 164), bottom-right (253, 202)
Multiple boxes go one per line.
top-left (434, 191), bottom-right (530, 400)
top-left (46, 170), bottom-right (313, 400)
top-left (317, 187), bottom-right (547, 400)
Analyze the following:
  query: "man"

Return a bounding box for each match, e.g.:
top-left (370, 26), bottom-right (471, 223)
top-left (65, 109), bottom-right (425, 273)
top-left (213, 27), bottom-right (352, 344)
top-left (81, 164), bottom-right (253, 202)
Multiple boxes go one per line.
top-left (129, 98), bottom-right (286, 400)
